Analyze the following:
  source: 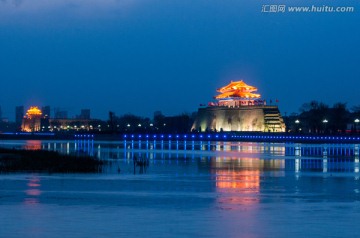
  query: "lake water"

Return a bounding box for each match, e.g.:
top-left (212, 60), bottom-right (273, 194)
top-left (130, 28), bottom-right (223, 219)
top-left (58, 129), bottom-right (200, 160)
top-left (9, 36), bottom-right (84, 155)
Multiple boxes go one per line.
top-left (1, 139), bottom-right (360, 237)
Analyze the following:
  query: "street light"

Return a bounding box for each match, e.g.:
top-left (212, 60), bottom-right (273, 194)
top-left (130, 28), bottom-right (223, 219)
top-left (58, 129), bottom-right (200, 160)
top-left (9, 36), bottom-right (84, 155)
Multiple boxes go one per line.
top-left (295, 119), bottom-right (300, 133)
top-left (322, 119), bottom-right (328, 133)
top-left (355, 119), bottom-right (359, 133)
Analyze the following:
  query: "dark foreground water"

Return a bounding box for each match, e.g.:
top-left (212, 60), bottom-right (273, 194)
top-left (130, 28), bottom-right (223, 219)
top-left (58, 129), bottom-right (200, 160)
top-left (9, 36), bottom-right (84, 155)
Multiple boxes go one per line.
top-left (1, 140), bottom-right (360, 237)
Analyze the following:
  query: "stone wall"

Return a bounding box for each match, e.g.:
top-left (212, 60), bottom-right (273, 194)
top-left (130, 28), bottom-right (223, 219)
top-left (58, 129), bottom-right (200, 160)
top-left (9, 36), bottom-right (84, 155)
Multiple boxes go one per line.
top-left (192, 106), bottom-right (285, 132)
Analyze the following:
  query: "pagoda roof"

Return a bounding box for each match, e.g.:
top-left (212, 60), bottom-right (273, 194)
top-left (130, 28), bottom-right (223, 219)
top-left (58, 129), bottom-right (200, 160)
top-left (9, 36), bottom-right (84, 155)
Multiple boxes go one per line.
top-left (215, 80), bottom-right (261, 99)
top-left (217, 80), bottom-right (257, 93)
top-left (25, 106), bottom-right (42, 119)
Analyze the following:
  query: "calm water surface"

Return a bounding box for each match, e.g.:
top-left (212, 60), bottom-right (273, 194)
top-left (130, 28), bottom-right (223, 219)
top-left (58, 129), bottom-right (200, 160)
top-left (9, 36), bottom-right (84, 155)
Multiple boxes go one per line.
top-left (1, 140), bottom-right (360, 238)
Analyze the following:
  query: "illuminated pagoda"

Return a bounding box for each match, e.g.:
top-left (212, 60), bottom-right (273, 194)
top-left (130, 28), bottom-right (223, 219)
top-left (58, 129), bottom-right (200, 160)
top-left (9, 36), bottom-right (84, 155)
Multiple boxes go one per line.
top-left (216, 80), bottom-right (260, 99)
top-left (214, 80), bottom-right (264, 107)
top-left (192, 79), bottom-right (285, 132)
top-left (22, 106), bottom-right (44, 132)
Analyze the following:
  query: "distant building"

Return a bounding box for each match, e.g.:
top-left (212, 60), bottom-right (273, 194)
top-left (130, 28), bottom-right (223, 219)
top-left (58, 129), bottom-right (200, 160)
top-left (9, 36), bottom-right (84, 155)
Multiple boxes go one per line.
top-left (42, 106), bottom-right (51, 118)
top-left (77, 109), bottom-right (90, 119)
top-left (15, 106), bottom-right (24, 129)
top-left (0, 106), bottom-right (8, 123)
top-left (54, 108), bottom-right (68, 119)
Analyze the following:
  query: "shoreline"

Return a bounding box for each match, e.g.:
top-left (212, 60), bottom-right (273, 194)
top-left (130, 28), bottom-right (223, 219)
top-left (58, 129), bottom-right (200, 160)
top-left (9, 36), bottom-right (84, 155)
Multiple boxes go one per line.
top-left (0, 147), bottom-right (103, 173)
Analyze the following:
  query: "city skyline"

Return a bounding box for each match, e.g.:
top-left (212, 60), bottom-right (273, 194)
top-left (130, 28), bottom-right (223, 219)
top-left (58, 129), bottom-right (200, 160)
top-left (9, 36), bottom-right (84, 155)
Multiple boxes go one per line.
top-left (1, 0), bottom-right (359, 119)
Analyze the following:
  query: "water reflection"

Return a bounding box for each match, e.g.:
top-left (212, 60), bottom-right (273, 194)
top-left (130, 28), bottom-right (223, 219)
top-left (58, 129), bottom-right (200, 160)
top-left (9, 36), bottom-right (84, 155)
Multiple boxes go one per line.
top-left (285, 158), bottom-right (360, 173)
top-left (133, 155), bottom-right (149, 174)
top-left (285, 144), bottom-right (360, 157)
top-left (216, 169), bottom-right (260, 206)
top-left (17, 140), bottom-right (360, 175)
top-left (24, 140), bottom-right (42, 150)
top-left (212, 157), bottom-right (284, 207)
top-left (74, 139), bottom-right (94, 156)
top-left (24, 175), bottom-right (41, 205)
top-left (0, 138), bottom-right (355, 178)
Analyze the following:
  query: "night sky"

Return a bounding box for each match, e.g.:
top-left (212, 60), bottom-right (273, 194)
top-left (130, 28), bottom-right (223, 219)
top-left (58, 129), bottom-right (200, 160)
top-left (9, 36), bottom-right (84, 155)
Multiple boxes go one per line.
top-left (1, 0), bottom-right (359, 120)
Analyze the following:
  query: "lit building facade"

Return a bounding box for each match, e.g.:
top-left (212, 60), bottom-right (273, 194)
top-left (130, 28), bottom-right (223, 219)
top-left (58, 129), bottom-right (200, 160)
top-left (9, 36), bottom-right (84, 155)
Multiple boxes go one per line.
top-left (22, 106), bottom-right (44, 132)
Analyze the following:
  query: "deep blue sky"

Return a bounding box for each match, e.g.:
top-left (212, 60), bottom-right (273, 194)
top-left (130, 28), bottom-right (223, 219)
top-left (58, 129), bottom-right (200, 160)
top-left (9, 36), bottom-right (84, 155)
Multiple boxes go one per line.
top-left (1, 0), bottom-right (359, 120)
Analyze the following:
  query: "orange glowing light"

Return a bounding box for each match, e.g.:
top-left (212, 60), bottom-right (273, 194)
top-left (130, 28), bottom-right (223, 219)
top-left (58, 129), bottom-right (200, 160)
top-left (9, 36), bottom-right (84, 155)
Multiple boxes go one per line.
top-left (216, 170), bottom-right (260, 191)
top-left (215, 80), bottom-right (261, 99)
top-left (25, 106), bottom-right (42, 118)
top-left (215, 170), bottom-right (260, 206)
top-left (24, 140), bottom-right (42, 150)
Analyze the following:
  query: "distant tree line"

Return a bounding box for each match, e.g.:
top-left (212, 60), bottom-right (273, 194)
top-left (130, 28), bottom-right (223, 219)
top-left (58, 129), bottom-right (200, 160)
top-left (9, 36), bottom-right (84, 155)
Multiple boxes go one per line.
top-left (107, 111), bottom-right (196, 134)
top-left (284, 100), bottom-right (360, 134)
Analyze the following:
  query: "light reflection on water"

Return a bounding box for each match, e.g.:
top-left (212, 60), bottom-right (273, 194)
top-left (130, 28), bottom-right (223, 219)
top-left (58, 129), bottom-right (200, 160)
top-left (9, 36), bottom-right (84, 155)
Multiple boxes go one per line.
top-left (1, 140), bottom-right (360, 237)
top-left (24, 175), bottom-right (41, 205)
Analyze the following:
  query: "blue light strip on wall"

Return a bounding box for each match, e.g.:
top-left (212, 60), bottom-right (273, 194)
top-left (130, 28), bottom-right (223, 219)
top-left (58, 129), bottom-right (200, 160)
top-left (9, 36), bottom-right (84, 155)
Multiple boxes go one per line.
top-left (119, 133), bottom-right (360, 144)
